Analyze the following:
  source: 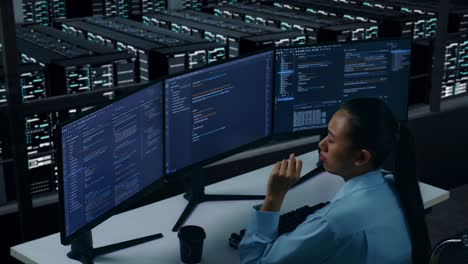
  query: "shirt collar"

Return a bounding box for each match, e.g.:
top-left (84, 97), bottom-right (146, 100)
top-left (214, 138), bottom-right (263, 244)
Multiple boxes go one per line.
top-left (331, 169), bottom-right (385, 202)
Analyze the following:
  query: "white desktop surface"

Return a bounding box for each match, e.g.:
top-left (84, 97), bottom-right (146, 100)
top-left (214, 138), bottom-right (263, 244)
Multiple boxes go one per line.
top-left (419, 181), bottom-right (450, 210)
top-left (11, 151), bottom-right (449, 264)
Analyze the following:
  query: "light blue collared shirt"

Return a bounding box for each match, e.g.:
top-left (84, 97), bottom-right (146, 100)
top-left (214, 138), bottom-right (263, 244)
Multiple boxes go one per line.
top-left (239, 170), bottom-right (412, 264)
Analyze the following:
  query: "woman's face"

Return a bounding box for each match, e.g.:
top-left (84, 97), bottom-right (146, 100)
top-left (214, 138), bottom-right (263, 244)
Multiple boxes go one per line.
top-left (318, 109), bottom-right (358, 177)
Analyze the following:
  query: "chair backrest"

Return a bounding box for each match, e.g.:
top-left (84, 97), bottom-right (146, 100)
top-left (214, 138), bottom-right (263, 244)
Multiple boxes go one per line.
top-left (429, 234), bottom-right (468, 264)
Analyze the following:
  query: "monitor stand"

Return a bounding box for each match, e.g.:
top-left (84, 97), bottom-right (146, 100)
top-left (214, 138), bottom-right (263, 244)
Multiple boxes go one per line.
top-left (68, 230), bottom-right (163, 264)
top-left (172, 168), bottom-right (265, 231)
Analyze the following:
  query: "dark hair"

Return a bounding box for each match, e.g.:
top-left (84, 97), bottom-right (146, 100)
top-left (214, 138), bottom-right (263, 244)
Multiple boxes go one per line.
top-left (394, 125), bottom-right (431, 263)
top-left (340, 97), bottom-right (398, 168)
top-left (340, 98), bottom-right (431, 263)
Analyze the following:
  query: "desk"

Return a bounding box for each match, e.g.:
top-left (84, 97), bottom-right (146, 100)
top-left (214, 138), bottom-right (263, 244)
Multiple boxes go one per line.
top-left (11, 150), bottom-right (450, 264)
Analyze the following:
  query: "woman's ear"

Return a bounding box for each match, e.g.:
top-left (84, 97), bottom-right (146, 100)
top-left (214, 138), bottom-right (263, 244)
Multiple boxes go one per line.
top-left (354, 149), bottom-right (372, 167)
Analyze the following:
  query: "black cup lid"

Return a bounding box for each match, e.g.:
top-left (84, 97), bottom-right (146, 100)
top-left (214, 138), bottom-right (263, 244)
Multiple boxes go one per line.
top-left (178, 225), bottom-right (206, 241)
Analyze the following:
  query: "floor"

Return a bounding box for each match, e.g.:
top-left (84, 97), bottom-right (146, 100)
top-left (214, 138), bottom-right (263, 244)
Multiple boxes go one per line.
top-left (426, 184), bottom-right (468, 247)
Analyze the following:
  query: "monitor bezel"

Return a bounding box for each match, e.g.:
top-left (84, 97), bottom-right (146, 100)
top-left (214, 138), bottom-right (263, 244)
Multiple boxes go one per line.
top-left (163, 48), bottom-right (276, 182)
top-left (57, 79), bottom-right (167, 245)
top-left (271, 37), bottom-right (412, 141)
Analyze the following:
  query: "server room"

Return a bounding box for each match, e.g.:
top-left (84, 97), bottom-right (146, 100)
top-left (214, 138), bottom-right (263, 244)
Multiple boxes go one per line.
top-left (0, 0), bottom-right (467, 263)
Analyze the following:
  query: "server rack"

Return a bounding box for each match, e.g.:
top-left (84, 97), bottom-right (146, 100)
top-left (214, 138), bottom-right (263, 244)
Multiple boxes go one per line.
top-left (378, 15), bottom-right (434, 40)
top-left (50, 0), bottom-right (66, 20)
top-left (60, 19), bottom-right (172, 80)
top-left (209, 4), bottom-right (323, 44)
top-left (181, 9), bottom-right (308, 51)
top-left (404, 32), bottom-right (468, 103)
top-left (58, 16), bottom-right (226, 80)
top-left (23, 110), bottom-right (55, 194)
top-left (349, 0), bottom-right (468, 28)
top-left (22, 0), bottom-right (52, 25)
top-left (177, 9), bottom-right (284, 33)
top-left (92, 17), bottom-right (226, 69)
top-left (340, 0), bottom-right (438, 14)
top-left (91, 0), bottom-right (140, 17)
top-left (184, 0), bottom-right (245, 11)
top-left (142, 10), bottom-right (306, 57)
top-left (240, 30), bottom-right (307, 49)
top-left (318, 23), bottom-right (379, 42)
top-left (256, 3), bottom-right (379, 41)
top-left (441, 32), bottom-right (468, 99)
top-left (13, 25), bottom-right (137, 195)
top-left (355, 0), bottom-right (439, 38)
top-left (210, 3), bottom-right (325, 26)
top-left (184, 0), bottom-right (217, 11)
top-left (209, 3), bottom-right (378, 43)
top-left (226, 2), bottom-right (337, 26)
top-left (449, 9), bottom-right (468, 33)
top-left (143, 11), bottom-right (250, 58)
top-left (16, 24), bottom-right (136, 95)
top-left (0, 56), bottom-right (56, 195)
top-left (341, 0), bottom-right (468, 34)
top-left (22, 0), bottom-right (67, 25)
top-left (90, 0), bottom-right (167, 17)
top-left (141, 0), bottom-right (167, 13)
top-left (287, 0), bottom-right (430, 38)
top-left (0, 62), bottom-right (48, 132)
top-left (269, 0), bottom-right (434, 40)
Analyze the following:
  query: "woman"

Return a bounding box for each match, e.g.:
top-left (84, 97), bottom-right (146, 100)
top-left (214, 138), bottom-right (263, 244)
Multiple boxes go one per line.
top-left (239, 98), bottom-right (427, 264)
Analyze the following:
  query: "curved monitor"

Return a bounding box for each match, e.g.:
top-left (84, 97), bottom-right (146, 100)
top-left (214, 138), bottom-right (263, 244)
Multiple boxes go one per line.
top-left (58, 81), bottom-right (164, 244)
top-left (164, 50), bottom-right (274, 175)
top-left (274, 38), bottom-right (411, 137)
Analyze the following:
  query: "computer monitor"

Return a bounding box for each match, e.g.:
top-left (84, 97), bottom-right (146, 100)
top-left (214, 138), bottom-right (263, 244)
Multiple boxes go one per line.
top-left (274, 38), bottom-right (411, 137)
top-left (164, 50), bottom-right (274, 230)
top-left (57, 81), bottom-right (165, 262)
top-left (165, 50), bottom-right (274, 174)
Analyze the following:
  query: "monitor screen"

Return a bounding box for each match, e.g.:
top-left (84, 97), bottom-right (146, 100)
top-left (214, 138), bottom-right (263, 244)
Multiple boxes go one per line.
top-left (274, 39), bottom-right (411, 135)
top-left (60, 81), bottom-right (164, 241)
top-left (165, 51), bottom-right (273, 174)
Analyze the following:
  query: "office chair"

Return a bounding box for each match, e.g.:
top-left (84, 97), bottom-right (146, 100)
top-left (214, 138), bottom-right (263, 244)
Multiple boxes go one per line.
top-left (429, 232), bottom-right (468, 264)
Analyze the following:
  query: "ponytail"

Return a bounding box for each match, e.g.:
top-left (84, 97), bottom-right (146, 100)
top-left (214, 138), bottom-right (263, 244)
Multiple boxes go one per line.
top-left (339, 98), bottom-right (431, 262)
top-left (393, 124), bottom-right (432, 263)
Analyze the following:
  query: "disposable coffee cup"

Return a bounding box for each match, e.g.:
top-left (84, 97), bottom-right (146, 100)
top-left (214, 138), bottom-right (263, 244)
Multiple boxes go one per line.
top-left (178, 225), bottom-right (206, 264)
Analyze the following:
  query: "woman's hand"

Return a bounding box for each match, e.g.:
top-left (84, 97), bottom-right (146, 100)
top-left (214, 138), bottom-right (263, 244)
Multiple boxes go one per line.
top-left (261, 153), bottom-right (302, 212)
